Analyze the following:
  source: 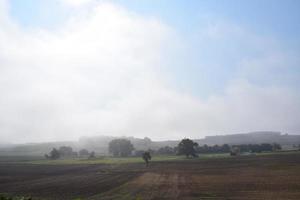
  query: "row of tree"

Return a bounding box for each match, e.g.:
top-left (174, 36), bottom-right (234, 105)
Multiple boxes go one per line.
top-left (45, 146), bottom-right (95, 160)
top-left (45, 139), bottom-right (283, 159)
top-left (108, 138), bottom-right (282, 157)
top-left (196, 143), bottom-right (281, 154)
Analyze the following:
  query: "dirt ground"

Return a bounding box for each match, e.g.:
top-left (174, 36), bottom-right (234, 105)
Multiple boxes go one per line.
top-left (1, 153), bottom-right (300, 200)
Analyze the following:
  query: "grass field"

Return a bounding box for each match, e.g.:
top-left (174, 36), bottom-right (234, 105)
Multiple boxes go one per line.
top-left (0, 151), bottom-right (295, 165)
top-left (28, 155), bottom-right (184, 165)
top-left (1, 151), bottom-right (300, 200)
top-left (0, 154), bottom-right (230, 165)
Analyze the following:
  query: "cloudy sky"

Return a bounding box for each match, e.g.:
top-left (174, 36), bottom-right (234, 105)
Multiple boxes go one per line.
top-left (0, 0), bottom-right (299, 143)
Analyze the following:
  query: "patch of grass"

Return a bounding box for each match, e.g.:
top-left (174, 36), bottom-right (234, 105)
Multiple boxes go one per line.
top-left (0, 194), bottom-right (33, 200)
top-left (198, 153), bottom-right (230, 159)
top-left (8, 151), bottom-right (300, 165)
top-left (27, 155), bottom-right (184, 165)
top-left (259, 150), bottom-right (300, 156)
top-left (0, 156), bottom-right (44, 163)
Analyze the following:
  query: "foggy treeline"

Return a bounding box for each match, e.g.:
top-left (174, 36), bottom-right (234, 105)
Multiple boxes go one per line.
top-left (0, 131), bottom-right (300, 156)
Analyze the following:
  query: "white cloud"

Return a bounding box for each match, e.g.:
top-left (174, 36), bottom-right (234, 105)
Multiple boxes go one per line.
top-left (0, 1), bottom-right (299, 143)
top-left (0, 1), bottom-right (173, 142)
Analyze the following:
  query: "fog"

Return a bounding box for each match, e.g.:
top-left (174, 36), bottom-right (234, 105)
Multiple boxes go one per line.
top-left (0, 0), bottom-right (299, 143)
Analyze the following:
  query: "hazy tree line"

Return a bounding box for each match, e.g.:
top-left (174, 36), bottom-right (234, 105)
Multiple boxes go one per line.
top-left (196, 143), bottom-right (281, 154)
top-left (143, 141), bottom-right (281, 157)
top-left (108, 139), bottom-right (134, 157)
top-left (108, 138), bottom-right (282, 157)
top-left (45, 138), bottom-right (282, 159)
top-left (45, 146), bottom-right (95, 160)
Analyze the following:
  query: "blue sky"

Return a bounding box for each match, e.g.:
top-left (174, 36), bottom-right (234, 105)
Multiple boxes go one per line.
top-left (1, 0), bottom-right (300, 142)
top-left (10, 0), bottom-right (300, 39)
top-left (115, 0), bottom-right (300, 39)
top-left (9, 0), bottom-right (300, 98)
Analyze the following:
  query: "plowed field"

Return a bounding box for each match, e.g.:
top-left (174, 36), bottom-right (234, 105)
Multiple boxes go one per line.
top-left (1, 153), bottom-right (300, 200)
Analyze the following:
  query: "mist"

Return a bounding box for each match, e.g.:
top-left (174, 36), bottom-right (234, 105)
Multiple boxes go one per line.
top-left (0, 0), bottom-right (299, 143)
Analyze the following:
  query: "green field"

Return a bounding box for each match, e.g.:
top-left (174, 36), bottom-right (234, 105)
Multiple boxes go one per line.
top-left (1, 151), bottom-right (298, 165)
top-left (29, 155), bottom-right (184, 165)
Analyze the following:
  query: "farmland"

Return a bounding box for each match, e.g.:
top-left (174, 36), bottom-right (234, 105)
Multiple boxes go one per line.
top-left (1, 152), bottom-right (300, 200)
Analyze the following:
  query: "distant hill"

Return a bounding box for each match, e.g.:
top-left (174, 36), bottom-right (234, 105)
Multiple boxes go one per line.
top-left (0, 131), bottom-right (299, 156)
top-left (0, 141), bottom-right (78, 156)
top-left (195, 131), bottom-right (300, 146)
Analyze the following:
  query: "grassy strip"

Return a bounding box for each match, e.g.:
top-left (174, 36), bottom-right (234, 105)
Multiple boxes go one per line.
top-left (2, 151), bottom-right (299, 165)
top-left (0, 194), bottom-right (33, 200)
top-left (27, 153), bottom-right (232, 165)
top-left (27, 155), bottom-right (185, 165)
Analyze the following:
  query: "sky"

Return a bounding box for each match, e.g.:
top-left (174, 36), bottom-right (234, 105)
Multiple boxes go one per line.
top-left (0, 0), bottom-right (300, 143)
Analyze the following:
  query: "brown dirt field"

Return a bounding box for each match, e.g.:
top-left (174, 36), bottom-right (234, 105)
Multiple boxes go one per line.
top-left (1, 153), bottom-right (300, 200)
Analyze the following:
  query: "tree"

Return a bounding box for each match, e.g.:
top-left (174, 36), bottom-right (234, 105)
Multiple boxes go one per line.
top-left (45, 148), bottom-right (60, 160)
top-left (79, 149), bottom-right (90, 157)
top-left (272, 143), bottom-right (282, 151)
top-left (108, 139), bottom-right (134, 157)
top-left (177, 138), bottom-right (198, 157)
top-left (142, 151), bottom-right (151, 166)
top-left (58, 146), bottom-right (74, 157)
top-left (230, 146), bottom-right (240, 156)
top-left (89, 151), bottom-right (95, 159)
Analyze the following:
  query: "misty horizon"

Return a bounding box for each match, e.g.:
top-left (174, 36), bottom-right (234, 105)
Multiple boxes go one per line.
top-left (0, 0), bottom-right (300, 144)
top-left (1, 131), bottom-right (299, 145)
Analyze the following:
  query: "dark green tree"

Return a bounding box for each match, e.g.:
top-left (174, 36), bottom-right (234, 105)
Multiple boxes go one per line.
top-left (177, 138), bottom-right (198, 157)
top-left (108, 139), bottom-right (134, 157)
top-left (45, 148), bottom-right (60, 160)
top-left (142, 151), bottom-right (151, 166)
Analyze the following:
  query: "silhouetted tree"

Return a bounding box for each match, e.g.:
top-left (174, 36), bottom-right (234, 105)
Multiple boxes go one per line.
top-left (45, 148), bottom-right (60, 160)
top-left (177, 138), bottom-right (198, 157)
top-left (142, 151), bottom-right (151, 166)
top-left (109, 139), bottom-right (134, 157)
top-left (79, 149), bottom-right (89, 157)
top-left (272, 143), bottom-right (282, 151)
top-left (230, 146), bottom-right (240, 156)
top-left (89, 151), bottom-right (95, 159)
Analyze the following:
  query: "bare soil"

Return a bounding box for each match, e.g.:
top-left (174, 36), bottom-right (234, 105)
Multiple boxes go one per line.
top-left (1, 153), bottom-right (300, 200)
